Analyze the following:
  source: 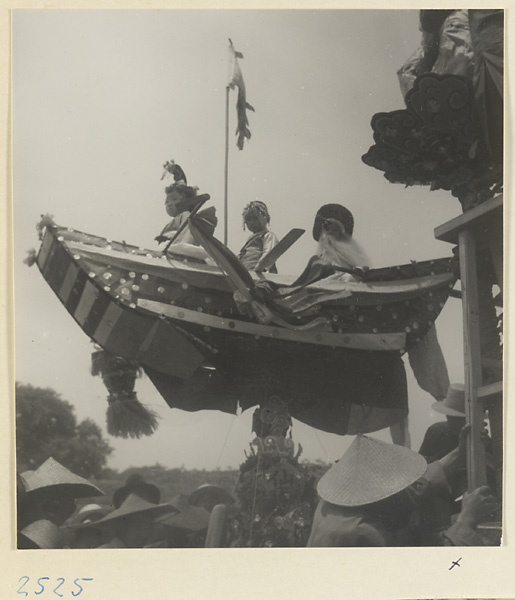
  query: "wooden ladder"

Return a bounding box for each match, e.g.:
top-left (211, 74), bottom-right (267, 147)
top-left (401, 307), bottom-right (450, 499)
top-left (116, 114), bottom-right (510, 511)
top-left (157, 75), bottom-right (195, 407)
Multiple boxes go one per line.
top-left (434, 194), bottom-right (503, 493)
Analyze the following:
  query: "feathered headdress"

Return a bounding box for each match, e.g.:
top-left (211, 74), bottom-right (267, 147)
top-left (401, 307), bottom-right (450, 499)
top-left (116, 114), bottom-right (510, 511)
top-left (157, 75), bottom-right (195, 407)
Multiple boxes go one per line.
top-left (161, 160), bottom-right (187, 184)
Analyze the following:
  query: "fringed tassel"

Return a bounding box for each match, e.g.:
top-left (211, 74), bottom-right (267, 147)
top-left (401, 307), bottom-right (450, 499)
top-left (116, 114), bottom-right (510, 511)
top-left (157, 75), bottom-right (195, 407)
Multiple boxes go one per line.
top-left (106, 392), bottom-right (159, 439)
top-left (91, 348), bottom-right (159, 439)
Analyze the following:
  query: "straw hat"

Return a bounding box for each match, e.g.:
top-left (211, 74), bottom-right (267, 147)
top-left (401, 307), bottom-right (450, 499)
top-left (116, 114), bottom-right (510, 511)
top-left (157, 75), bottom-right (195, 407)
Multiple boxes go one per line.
top-left (113, 474), bottom-right (160, 509)
top-left (72, 503), bottom-right (111, 525)
top-left (313, 204), bottom-right (354, 241)
top-left (432, 384), bottom-right (466, 418)
top-left (18, 519), bottom-right (63, 549)
top-left (188, 485), bottom-right (234, 507)
top-left (317, 435), bottom-right (428, 507)
top-left (84, 493), bottom-right (178, 528)
top-left (157, 494), bottom-right (210, 533)
top-left (21, 457), bottom-right (104, 498)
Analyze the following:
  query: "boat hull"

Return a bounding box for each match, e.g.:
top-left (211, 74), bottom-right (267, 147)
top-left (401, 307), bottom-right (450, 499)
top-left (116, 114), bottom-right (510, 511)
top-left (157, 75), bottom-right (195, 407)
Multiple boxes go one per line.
top-left (36, 224), bottom-right (456, 434)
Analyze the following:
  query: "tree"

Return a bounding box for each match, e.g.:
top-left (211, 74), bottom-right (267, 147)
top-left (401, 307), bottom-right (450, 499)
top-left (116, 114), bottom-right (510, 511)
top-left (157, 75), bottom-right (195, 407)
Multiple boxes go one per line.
top-left (16, 382), bottom-right (113, 478)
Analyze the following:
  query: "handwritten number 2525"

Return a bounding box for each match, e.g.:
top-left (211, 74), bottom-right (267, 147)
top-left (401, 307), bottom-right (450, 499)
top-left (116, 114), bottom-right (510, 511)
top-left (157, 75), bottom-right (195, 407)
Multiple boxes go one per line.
top-left (17, 577), bottom-right (93, 597)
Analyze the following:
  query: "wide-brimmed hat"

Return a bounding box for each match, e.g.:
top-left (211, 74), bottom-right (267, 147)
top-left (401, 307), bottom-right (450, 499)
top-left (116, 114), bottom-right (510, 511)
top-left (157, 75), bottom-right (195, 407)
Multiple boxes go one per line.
top-left (21, 458), bottom-right (104, 498)
top-left (313, 204), bottom-right (354, 241)
top-left (188, 485), bottom-right (234, 507)
top-left (317, 435), bottom-right (428, 507)
top-left (85, 493), bottom-right (177, 528)
top-left (157, 494), bottom-right (211, 533)
top-left (71, 503), bottom-right (112, 526)
top-left (113, 474), bottom-right (161, 509)
top-left (432, 384), bottom-right (466, 418)
top-left (18, 519), bottom-right (63, 549)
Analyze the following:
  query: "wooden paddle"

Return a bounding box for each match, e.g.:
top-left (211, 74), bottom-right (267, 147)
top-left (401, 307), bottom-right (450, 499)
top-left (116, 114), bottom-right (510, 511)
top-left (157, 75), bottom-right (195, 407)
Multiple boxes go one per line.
top-left (255, 228), bottom-right (305, 272)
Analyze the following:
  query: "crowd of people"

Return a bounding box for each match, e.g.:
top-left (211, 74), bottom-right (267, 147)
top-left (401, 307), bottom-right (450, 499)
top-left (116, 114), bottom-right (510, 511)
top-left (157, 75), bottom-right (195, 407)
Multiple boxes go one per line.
top-left (17, 382), bottom-right (500, 549)
top-left (19, 352), bottom-right (498, 551)
top-left (17, 461), bottom-right (234, 549)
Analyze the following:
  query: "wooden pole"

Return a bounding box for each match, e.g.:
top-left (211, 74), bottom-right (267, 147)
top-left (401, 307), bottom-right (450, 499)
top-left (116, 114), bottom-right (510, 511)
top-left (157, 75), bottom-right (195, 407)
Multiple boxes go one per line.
top-left (204, 504), bottom-right (227, 547)
top-left (224, 85), bottom-right (230, 246)
top-left (458, 228), bottom-right (487, 490)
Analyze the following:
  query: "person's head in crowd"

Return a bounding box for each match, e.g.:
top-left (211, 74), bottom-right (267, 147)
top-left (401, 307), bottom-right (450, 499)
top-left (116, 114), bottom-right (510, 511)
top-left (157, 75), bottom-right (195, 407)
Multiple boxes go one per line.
top-left (68, 503), bottom-right (113, 549)
top-left (315, 428), bottom-right (497, 537)
top-left (112, 474), bottom-right (161, 509)
top-left (242, 201), bottom-right (271, 234)
top-left (188, 484), bottom-right (234, 513)
top-left (156, 493), bottom-right (211, 548)
top-left (25, 488), bottom-right (78, 527)
top-left (73, 503), bottom-right (111, 524)
top-left (19, 457), bottom-right (104, 527)
top-left (18, 519), bottom-right (64, 549)
top-left (318, 434), bottom-right (427, 522)
top-left (432, 383), bottom-right (466, 434)
top-left (90, 494), bottom-right (177, 548)
top-left (17, 472), bottom-right (31, 528)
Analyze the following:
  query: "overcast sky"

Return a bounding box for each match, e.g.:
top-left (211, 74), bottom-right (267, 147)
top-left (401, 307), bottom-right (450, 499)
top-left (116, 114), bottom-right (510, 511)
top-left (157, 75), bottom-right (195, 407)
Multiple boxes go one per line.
top-left (12, 9), bottom-right (469, 471)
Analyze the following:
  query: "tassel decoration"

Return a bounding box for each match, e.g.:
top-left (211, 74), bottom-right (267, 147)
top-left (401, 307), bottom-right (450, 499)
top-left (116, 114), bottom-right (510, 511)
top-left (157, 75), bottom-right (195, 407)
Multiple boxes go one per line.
top-left (106, 392), bottom-right (159, 439)
top-left (91, 349), bottom-right (159, 439)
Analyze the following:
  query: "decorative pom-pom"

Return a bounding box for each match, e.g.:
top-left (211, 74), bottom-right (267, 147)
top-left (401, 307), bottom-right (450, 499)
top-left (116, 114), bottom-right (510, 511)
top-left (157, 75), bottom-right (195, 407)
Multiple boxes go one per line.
top-left (36, 214), bottom-right (56, 240)
top-left (24, 248), bottom-right (37, 267)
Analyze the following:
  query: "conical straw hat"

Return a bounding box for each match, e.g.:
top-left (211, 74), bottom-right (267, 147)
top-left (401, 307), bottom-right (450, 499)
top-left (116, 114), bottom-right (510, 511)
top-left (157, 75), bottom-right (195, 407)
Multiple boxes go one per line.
top-left (21, 457), bottom-right (104, 498)
top-left (18, 519), bottom-right (63, 549)
top-left (317, 435), bottom-right (427, 506)
top-left (432, 383), bottom-right (466, 418)
top-left (188, 485), bottom-right (234, 507)
top-left (85, 493), bottom-right (177, 528)
top-left (70, 503), bottom-right (112, 527)
top-left (157, 494), bottom-right (210, 532)
top-left (112, 474), bottom-right (160, 509)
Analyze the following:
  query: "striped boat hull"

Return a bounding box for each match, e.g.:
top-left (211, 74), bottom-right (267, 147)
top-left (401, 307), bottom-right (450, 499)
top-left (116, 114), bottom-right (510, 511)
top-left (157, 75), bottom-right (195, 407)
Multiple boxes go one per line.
top-left (36, 224), bottom-right (457, 435)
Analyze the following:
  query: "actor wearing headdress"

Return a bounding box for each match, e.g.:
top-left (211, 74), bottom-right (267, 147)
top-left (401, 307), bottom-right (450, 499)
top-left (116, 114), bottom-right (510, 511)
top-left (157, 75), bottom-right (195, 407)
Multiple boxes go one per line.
top-left (156, 161), bottom-right (217, 247)
top-left (312, 204), bottom-right (369, 273)
top-left (238, 201), bottom-right (278, 271)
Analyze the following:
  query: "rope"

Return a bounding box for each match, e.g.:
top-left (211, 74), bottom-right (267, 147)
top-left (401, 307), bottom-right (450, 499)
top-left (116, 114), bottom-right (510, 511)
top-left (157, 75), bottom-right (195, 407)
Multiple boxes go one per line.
top-left (215, 416), bottom-right (236, 469)
top-left (313, 429), bottom-right (331, 463)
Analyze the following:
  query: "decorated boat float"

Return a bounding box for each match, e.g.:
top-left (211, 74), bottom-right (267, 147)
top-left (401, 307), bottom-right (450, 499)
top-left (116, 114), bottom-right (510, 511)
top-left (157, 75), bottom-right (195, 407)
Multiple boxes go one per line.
top-left (35, 214), bottom-right (457, 437)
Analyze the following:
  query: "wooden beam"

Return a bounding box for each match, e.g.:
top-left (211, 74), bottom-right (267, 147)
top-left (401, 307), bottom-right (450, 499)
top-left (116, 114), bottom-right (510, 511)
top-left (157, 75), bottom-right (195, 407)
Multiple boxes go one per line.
top-left (434, 195), bottom-right (503, 245)
top-left (459, 228), bottom-right (487, 490)
top-left (478, 380), bottom-right (503, 402)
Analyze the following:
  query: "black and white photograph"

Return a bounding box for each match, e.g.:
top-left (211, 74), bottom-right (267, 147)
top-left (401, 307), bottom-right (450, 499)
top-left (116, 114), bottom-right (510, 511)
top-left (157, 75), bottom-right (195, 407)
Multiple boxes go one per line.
top-left (11, 5), bottom-right (505, 569)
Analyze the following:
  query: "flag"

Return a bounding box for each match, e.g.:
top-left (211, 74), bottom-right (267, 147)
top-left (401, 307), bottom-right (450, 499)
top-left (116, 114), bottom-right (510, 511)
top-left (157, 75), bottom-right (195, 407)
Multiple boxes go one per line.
top-left (228, 39), bottom-right (255, 150)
